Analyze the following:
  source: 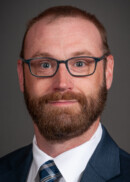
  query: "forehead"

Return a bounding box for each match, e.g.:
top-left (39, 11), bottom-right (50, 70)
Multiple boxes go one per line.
top-left (24, 17), bottom-right (103, 58)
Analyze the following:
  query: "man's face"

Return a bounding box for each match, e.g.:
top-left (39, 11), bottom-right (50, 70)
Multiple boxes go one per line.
top-left (18, 17), bottom-right (114, 142)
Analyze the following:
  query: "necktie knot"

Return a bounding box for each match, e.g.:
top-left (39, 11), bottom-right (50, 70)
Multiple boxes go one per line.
top-left (39, 160), bottom-right (62, 182)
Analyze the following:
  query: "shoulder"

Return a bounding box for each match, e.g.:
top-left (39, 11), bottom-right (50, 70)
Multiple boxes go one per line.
top-left (0, 144), bottom-right (32, 172)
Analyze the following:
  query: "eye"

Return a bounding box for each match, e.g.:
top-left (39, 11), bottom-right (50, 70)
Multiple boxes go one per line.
top-left (41, 62), bottom-right (51, 68)
top-left (75, 61), bottom-right (85, 67)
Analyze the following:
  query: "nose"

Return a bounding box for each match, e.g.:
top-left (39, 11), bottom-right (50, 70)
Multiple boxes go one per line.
top-left (52, 63), bottom-right (74, 92)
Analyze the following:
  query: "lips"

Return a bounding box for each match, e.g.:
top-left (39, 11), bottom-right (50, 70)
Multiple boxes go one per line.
top-left (48, 99), bottom-right (77, 105)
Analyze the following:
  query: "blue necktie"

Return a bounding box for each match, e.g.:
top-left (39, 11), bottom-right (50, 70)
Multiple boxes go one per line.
top-left (39, 160), bottom-right (62, 182)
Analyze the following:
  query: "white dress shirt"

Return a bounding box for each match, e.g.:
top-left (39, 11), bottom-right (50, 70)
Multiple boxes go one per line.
top-left (27, 123), bottom-right (102, 182)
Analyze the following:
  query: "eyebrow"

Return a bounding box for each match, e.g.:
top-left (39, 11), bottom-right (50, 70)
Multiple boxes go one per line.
top-left (31, 50), bottom-right (94, 59)
top-left (31, 52), bottom-right (53, 58)
top-left (71, 50), bottom-right (94, 57)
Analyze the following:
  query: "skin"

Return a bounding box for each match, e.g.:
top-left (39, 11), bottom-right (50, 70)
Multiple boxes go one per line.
top-left (17, 17), bottom-right (114, 157)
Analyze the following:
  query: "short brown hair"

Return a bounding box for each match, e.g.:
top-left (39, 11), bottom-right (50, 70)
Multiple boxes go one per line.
top-left (20, 5), bottom-right (110, 58)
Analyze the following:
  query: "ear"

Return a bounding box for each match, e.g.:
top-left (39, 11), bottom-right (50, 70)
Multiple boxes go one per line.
top-left (17, 59), bottom-right (24, 92)
top-left (105, 55), bottom-right (114, 90)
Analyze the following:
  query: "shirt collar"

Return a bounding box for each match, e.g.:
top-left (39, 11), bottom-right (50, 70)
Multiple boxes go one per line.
top-left (32, 123), bottom-right (102, 182)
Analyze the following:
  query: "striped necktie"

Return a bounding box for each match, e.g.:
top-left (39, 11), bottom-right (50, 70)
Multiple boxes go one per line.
top-left (39, 160), bottom-right (62, 182)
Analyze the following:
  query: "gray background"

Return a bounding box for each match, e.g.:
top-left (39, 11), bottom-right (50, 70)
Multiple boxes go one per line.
top-left (0, 0), bottom-right (130, 157)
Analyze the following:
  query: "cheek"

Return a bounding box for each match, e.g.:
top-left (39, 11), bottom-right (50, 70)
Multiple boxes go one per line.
top-left (94, 62), bottom-right (105, 86)
top-left (26, 78), bottom-right (53, 97)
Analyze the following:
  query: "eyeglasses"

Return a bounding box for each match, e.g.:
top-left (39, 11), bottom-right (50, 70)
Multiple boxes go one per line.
top-left (22, 53), bottom-right (109, 77)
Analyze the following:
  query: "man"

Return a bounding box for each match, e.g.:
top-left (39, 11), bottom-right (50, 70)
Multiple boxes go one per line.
top-left (0, 5), bottom-right (130, 182)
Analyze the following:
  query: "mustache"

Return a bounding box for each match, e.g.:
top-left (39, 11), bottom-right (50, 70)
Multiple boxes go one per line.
top-left (38, 91), bottom-right (86, 105)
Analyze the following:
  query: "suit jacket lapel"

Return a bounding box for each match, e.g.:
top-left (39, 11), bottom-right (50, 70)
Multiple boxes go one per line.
top-left (0, 144), bottom-right (33, 182)
top-left (81, 126), bottom-right (120, 182)
top-left (13, 149), bottom-right (32, 182)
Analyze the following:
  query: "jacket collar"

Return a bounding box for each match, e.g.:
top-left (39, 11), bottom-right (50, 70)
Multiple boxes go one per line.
top-left (81, 126), bottom-right (120, 182)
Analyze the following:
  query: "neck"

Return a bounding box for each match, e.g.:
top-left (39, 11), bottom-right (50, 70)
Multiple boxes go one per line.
top-left (34, 119), bottom-right (100, 158)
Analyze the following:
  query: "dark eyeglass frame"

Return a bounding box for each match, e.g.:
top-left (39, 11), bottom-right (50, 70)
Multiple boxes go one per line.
top-left (22, 53), bottom-right (109, 78)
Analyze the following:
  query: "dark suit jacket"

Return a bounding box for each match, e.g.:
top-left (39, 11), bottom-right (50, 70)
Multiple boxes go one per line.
top-left (0, 126), bottom-right (130, 182)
